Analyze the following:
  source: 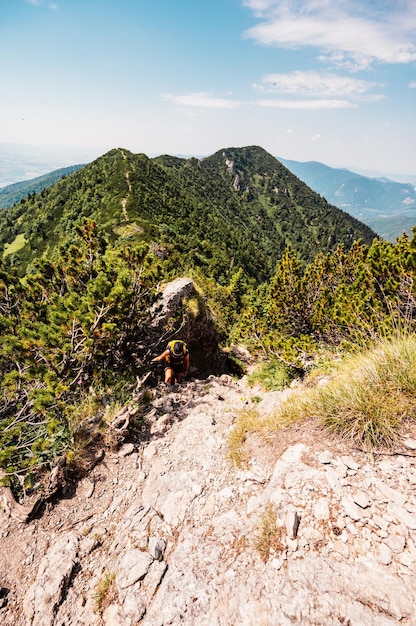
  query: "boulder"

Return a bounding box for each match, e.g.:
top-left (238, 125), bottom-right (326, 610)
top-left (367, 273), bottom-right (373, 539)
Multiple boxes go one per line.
top-left (148, 277), bottom-right (227, 377)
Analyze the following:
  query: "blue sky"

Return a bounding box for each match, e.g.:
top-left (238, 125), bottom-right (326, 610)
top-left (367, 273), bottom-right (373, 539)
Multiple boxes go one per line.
top-left (1, 0), bottom-right (416, 178)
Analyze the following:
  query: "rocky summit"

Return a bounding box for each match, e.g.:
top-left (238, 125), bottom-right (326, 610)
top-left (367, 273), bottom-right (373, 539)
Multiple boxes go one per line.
top-left (1, 374), bottom-right (416, 625)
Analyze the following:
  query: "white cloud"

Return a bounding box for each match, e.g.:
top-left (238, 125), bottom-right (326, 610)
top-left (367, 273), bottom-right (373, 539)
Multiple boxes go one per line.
top-left (257, 98), bottom-right (355, 109)
top-left (24, 0), bottom-right (58, 8)
top-left (253, 70), bottom-right (384, 108)
top-left (243, 1), bottom-right (416, 69)
top-left (255, 70), bottom-right (380, 97)
top-left (162, 92), bottom-right (242, 110)
top-left (409, 80), bottom-right (416, 88)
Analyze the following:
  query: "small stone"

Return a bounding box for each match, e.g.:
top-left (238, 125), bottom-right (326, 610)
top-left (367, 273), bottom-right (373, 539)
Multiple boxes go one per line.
top-left (378, 460), bottom-right (394, 474)
top-left (372, 513), bottom-right (389, 531)
top-left (346, 523), bottom-right (358, 536)
top-left (384, 534), bottom-right (406, 553)
top-left (119, 443), bottom-right (135, 457)
top-left (271, 557), bottom-right (283, 570)
top-left (378, 544), bottom-right (393, 565)
top-left (341, 455), bottom-right (360, 470)
top-left (402, 438), bottom-right (416, 450)
top-left (353, 491), bottom-right (370, 509)
top-left (285, 507), bottom-right (300, 539)
top-left (148, 537), bottom-right (166, 560)
top-left (375, 480), bottom-right (407, 507)
top-left (116, 550), bottom-right (153, 589)
top-left (325, 467), bottom-right (341, 491)
top-left (332, 540), bottom-right (350, 558)
top-left (398, 552), bottom-right (414, 568)
top-left (313, 497), bottom-right (330, 521)
top-left (342, 496), bottom-right (362, 521)
top-left (387, 501), bottom-right (416, 529)
top-left (334, 462), bottom-right (348, 479)
top-left (318, 451), bottom-right (332, 464)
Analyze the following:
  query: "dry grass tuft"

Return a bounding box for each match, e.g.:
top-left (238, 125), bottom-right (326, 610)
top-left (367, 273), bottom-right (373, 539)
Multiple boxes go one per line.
top-left (227, 409), bottom-right (261, 467)
top-left (228, 334), bottom-right (416, 454)
top-left (264, 334), bottom-right (416, 449)
top-left (94, 570), bottom-right (117, 615)
top-left (253, 503), bottom-right (285, 562)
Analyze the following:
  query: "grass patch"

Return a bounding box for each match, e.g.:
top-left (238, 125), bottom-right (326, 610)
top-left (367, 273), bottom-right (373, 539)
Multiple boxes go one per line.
top-left (227, 409), bottom-right (261, 468)
top-left (94, 570), bottom-right (117, 615)
top-left (265, 334), bottom-right (416, 449)
top-left (3, 233), bottom-right (26, 257)
top-left (247, 359), bottom-right (298, 391)
top-left (228, 334), bottom-right (416, 455)
top-left (253, 503), bottom-right (284, 562)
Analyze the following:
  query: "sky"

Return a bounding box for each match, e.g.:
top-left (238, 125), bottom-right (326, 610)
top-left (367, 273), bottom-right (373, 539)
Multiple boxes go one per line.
top-left (1, 0), bottom-right (416, 179)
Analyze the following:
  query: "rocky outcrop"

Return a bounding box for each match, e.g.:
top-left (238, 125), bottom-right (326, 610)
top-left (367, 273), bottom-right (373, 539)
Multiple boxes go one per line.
top-left (1, 375), bottom-right (416, 625)
top-left (149, 277), bottom-right (227, 376)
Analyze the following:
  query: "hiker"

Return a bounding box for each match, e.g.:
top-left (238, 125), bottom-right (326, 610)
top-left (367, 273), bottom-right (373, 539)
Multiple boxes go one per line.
top-left (151, 340), bottom-right (190, 385)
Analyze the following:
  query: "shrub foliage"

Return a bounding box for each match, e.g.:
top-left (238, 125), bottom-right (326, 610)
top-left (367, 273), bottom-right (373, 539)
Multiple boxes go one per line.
top-left (0, 221), bottom-right (159, 495)
top-left (1, 145), bottom-right (415, 494)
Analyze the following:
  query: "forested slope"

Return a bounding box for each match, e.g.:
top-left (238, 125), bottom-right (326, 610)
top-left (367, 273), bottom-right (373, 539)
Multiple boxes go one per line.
top-left (0, 145), bottom-right (376, 280)
top-left (0, 164), bottom-right (84, 209)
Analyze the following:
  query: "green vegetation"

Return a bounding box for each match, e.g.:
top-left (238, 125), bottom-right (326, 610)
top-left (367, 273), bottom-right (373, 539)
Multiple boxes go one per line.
top-left (94, 571), bottom-right (117, 614)
top-left (3, 233), bottom-right (26, 257)
top-left (0, 146), bottom-right (376, 280)
top-left (229, 334), bottom-right (416, 463)
top-left (0, 221), bottom-right (160, 496)
top-left (234, 235), bottom-right (416, 363)
top-left (247, 359), bottom-right (298, 391)
top-left (0, 144), bottom-right (415, 499)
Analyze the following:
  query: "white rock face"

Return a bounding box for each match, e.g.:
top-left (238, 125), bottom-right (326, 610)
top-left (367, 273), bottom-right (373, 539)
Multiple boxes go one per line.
top-left (1, 375), bottom-right (416, 625)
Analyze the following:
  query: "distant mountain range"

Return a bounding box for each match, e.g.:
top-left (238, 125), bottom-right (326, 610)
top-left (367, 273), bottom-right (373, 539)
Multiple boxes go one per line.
top-left (0, 165), bottom-right (85, 209)
top-left (279, 158), bottom-right (416, 242)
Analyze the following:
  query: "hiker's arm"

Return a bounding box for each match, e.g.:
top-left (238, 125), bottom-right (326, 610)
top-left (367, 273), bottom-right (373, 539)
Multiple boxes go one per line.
top-left (184, 353), bottom-right (190, 375)
top-left (151, 350), bottom-right (169, 362)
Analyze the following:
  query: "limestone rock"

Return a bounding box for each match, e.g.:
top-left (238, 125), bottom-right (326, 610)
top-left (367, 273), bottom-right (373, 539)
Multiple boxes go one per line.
top-left (23, 532), bottom-right (80, 626)
top-left (116, 550), bottom-right (154, 589)
top-left (3, 375), bottom-right (416, 626)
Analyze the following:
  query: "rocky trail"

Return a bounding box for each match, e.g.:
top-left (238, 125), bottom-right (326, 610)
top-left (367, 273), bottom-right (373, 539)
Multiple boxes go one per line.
top-left (1, 373), bottom-right (416, 626)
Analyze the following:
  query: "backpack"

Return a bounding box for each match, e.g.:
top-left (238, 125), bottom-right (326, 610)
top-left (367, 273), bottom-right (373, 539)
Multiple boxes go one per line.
top-left (166, 340), bottom-right (188, 364)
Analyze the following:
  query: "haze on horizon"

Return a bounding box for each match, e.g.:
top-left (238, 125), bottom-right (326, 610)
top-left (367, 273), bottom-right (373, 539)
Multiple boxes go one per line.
top-left (1, 0), bottom-right (416, 180)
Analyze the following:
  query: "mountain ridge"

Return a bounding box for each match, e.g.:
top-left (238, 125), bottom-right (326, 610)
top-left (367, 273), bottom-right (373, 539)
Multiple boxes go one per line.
top-left (0, 145), bottom-right (377, 279)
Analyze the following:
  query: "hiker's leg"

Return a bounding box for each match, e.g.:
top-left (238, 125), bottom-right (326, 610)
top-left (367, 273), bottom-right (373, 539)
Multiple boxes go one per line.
top-left (164, 367), bottom-right (174, 385)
